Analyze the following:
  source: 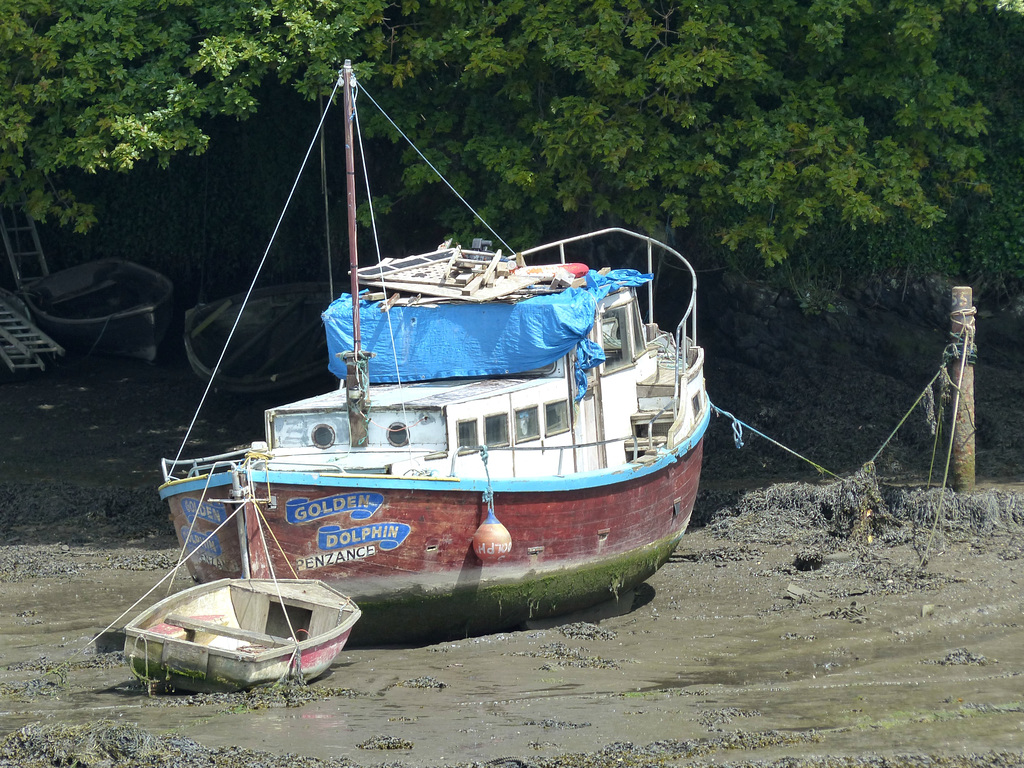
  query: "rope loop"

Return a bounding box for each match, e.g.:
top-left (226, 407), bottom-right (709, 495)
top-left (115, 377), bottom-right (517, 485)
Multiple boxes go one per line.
top-left (479, 445), bottom-right (494, 511)
top-left (947, 304), bottom-right (978, 364)
top-left (710, 403), bottom-right (745, 448)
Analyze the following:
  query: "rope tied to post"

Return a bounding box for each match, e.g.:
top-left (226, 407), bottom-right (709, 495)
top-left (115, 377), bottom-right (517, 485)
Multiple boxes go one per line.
top-left (947, 304), bottom-right (977, 365)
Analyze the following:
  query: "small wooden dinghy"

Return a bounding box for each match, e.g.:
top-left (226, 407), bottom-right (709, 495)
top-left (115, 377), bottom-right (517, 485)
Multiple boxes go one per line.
top-left (124, 578), bottom-right (360, 693)
top-left (183, 282), bottom-right (330, 393)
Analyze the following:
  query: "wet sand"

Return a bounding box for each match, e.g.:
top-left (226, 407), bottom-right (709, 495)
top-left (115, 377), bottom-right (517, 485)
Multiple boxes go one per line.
top-left (2, 491), bottom-right (1022, 766)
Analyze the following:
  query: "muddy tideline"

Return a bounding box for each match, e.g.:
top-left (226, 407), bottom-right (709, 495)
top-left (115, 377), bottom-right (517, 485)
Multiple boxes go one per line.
top-left (1, 277), bottom-right (1023, 767)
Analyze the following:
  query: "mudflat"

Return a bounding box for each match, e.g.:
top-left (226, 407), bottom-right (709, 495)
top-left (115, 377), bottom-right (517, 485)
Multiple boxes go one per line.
top-left (2, 289), bottom-right (1023, 767)
top-left (1, 472), bottom-right (1022, 767)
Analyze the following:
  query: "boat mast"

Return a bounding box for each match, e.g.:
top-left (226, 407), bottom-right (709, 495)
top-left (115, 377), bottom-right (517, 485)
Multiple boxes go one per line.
top-left (343, 60), bottom-right (361, 354)
top-left (341, 60), bottom-right (372, 446)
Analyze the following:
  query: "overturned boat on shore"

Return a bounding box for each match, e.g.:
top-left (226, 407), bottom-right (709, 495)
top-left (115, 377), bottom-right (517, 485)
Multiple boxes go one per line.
top-left (23, 259), bottom-right (173, 362)
top-left (184, 282), bottom-right (331, 394)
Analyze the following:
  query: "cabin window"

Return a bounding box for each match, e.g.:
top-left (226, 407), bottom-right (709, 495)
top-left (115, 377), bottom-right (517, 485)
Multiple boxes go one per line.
top-left (484, 413), bottom-right (509, 447)
top-left (545, 400), bottom-right (570, 436)
top-left (601, 306), bottom-right (633, 373)
top-left (457, 419), bottom-right (478, 449)
top-left (311, 424), bottom-right (336, 450)
top-left (514, 406), bottom-right (540, 443)
top-left (387, 422), bottom-right (410, 447)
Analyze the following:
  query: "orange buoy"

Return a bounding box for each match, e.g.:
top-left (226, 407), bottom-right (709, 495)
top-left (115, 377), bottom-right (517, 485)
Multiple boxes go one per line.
top-left (473, 509), bottom-right (512, 562)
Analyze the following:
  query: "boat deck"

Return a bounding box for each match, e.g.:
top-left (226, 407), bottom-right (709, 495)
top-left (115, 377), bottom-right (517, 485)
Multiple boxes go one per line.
top-left (270, 375), bottom-right (555, 414)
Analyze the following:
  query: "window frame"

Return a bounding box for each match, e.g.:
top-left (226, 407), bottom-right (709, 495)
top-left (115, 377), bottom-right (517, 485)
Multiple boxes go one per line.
top-left (544, 399), bottom-right (570, 437)
top-left (483, 412), bottom-right (510, 448)
top-left (456, 418), bottom-right (479, 450)
top-left (600, 305), bottom-right (634, 374)
top-left (513, 405), bottom-right (541, 444)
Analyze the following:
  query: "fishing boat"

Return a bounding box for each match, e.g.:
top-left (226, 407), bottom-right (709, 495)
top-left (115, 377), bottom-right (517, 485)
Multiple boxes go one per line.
top-left (157, 63), bottom-right (708, 646)
top-left (123, 578), bottom-right (361, 693)
top-left (184, 282), bottom-right (331, 393)
top-left (22, 258), bottom-right (173, 362)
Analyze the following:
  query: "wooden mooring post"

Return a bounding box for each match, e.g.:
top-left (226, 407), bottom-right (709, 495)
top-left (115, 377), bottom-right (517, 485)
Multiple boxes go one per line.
top-left (950, 286), bottom-right (976, 492)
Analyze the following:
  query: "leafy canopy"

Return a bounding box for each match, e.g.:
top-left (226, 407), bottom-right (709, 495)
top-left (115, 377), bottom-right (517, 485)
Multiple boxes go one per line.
top-left (0, 0), bottom-right (386, 229)
top-left (0, 0), bottom-right (1003, 266)
top-left (374, 0), bottom-right (991, 263)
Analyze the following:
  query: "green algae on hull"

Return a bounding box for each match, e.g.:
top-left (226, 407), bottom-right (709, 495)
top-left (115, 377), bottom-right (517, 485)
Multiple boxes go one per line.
top-left (349, 532), bottom-right (684, 646)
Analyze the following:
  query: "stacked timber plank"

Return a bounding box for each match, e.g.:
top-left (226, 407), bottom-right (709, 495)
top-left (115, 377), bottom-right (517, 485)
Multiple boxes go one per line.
top-left (356, 243), bottom-right (579, 304)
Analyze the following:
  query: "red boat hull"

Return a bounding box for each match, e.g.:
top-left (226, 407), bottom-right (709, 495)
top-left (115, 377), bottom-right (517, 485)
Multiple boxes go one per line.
top-left (165, 442), bottom-right (702, 645)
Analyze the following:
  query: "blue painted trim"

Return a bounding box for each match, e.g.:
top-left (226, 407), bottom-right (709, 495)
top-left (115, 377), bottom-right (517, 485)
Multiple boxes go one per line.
top-left (158, 472), bottom-right (233, 500)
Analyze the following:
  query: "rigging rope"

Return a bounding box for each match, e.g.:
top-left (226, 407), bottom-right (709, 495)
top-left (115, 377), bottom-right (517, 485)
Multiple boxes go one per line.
top-left (169, 72), bottom-right (345, 469)
top-left (351, 69), bottom-right (412, 454)
top-left (356, 83), bottom-right (515, 255)
top-left (319, 93), bottom-right (335, 300)
top-left (710, 300), bottom-right (978, 571)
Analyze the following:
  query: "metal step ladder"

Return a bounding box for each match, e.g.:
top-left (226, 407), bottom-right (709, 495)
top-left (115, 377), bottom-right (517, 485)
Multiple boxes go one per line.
top-left (1, 195), bottom-right (49, 289)
top-left (0, 291), bottom-right (64, 372)
top-left (1, 195), bottom-right (63, 373)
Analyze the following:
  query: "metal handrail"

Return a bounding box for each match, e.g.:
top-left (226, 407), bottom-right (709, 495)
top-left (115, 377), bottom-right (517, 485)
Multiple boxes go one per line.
top-left (161, 449), bottom-right (249, 482)
top-left (445, 428), bottom-right (668, 477)
top-left (519, 227), bottom-right (698, 419)
top-left (163, 429), bottom-right (672, 484)
top-left (516, 227), bottom-right (698, 351)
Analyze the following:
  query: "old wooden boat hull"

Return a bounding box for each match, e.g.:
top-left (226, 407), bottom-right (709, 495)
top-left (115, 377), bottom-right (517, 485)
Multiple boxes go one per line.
top-left (161, 227), bottom-right (709, 646)
top-left (160, 76), bottom-right (709, 648)
top-left (184, 282), bottom-right (331, 393)
top-left (160, 425), bottom-right (704, 646)
top-left (123, 578), bottom-right (360, 693)
top-left (23, 259), bottom-right (173, 361)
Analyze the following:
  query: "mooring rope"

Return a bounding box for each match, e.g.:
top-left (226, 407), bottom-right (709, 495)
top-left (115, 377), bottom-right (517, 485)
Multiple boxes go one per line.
top-left (710, 299), bottom-right (978, 571)
top-left (919, 308), bottom-right (977, 566)
top-left (868, 368), bottom-right (945, 467)
top-left (242, 474), bottom-right (304, 681)
top-left (709, 399), bottom-right (840, 479)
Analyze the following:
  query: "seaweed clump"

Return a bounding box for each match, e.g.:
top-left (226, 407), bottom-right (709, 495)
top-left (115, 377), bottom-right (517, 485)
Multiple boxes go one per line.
top-left (0, 721), bottom-right (350, 768)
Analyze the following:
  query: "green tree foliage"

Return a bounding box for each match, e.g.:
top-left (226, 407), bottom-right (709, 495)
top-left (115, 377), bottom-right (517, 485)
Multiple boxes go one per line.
top-left (1, 0), bottom-right (1017, 273)
top-left (0, 0), bottom-right (387, 229)
top-left (374, 0), bottom-right (991, 264)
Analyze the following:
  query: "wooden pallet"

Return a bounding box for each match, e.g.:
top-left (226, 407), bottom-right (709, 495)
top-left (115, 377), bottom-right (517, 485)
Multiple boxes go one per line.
top-left (357, 245), bottom-right (545, 302)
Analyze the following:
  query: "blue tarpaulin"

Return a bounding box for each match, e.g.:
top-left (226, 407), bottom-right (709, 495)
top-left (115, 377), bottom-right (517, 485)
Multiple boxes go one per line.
top-left (323, 269), bottom-right (652, 400)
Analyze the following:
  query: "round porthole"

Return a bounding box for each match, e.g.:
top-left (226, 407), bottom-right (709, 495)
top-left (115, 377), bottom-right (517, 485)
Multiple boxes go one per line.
top-left (387, 422), bottom-right (409, 447)
top-left (311, 423), bottom-right (336, 450)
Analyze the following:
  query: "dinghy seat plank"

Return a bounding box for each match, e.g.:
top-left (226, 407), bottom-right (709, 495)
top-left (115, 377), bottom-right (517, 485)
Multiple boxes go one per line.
top-left (164, 613), bottom-right (293, 647)
top-left (47, 278), bottom-right (118, 305)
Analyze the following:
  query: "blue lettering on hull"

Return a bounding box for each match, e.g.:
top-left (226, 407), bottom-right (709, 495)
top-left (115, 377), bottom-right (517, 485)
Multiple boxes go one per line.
top-left (180, 526), bottom-right (223, 556)
top-left (181, 497), bottom-right (228, 525)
